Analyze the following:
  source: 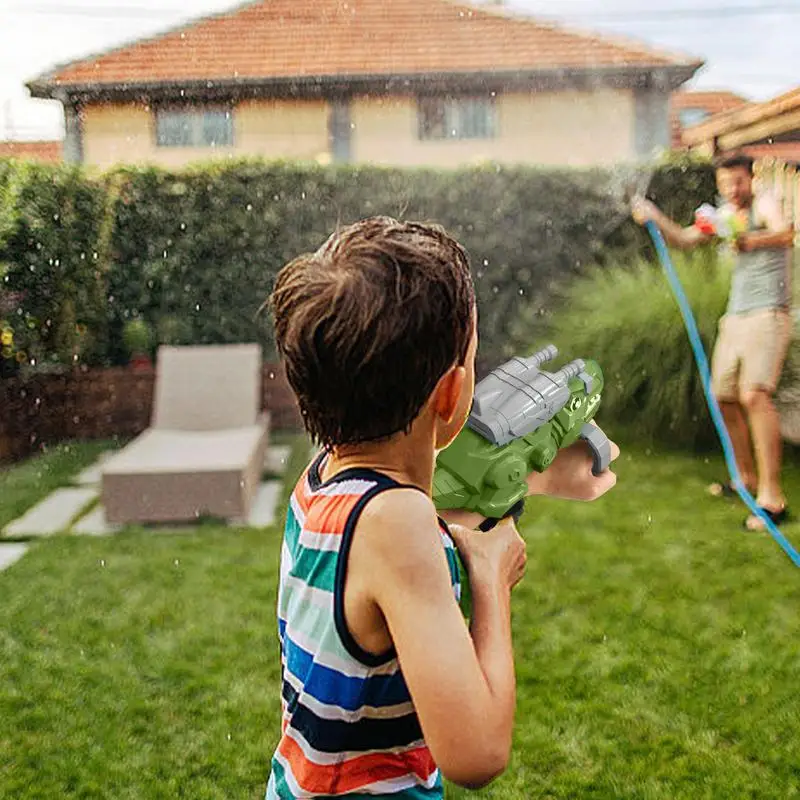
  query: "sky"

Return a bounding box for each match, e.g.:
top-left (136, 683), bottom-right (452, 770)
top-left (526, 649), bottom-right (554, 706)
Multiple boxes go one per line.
top-left (1, 0), bottom-right (798, 141)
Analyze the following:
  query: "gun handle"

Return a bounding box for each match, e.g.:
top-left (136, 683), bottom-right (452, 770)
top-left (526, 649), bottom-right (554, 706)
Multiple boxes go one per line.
top-left (580, 423), bottom-right (612, 476)
top-left (478, 499), bottom-right (526, 532)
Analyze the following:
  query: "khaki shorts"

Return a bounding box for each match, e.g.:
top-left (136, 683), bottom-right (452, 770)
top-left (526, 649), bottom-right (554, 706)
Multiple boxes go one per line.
top-left (711, 308), bottom-right (793, 400)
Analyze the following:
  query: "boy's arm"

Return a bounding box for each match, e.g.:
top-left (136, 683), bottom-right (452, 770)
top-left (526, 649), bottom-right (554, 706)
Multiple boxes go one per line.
top-left (438, 425), bottom-right (620, 529)
top-left (362, 490), bottom-right (525, 789)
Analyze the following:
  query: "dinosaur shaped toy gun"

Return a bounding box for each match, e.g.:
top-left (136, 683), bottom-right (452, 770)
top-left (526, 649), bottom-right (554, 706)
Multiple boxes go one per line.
top-left (434, 344), bottom-right (611, 531)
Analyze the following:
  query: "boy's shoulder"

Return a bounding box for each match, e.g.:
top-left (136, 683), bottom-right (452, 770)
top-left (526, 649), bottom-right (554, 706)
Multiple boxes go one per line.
top-left (355, 486), bottom-right (446, 567)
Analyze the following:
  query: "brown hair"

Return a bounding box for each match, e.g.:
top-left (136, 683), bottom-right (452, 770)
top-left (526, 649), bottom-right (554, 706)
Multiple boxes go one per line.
top-left (269, 216), bottom-right (476, 448)
top-left (714, 151), bottom-right (754, 175)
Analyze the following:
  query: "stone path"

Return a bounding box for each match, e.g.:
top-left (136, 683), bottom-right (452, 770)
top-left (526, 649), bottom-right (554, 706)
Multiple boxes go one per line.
top-left (3, 488), bottom-right (98, 538)
top-left (0, 543), bottom-right (29, 571)
top-left (1, 441), bottom-right (296, 569)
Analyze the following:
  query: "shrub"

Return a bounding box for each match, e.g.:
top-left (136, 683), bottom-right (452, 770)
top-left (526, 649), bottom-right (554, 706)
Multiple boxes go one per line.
top-left (545, 247), bottom-right (735, 450)
top-left (0, 155), bottom-right (716, 374)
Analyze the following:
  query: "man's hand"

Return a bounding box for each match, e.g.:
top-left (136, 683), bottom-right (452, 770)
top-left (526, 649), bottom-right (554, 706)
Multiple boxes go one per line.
top-left (446, 518), bottom-right (527, 592)
top-left (734, 232), bottom-right (753, 253)
top-left (526, 426), bottom-right (620, 501)
top-left (631, 196), bottom-right (660, 226)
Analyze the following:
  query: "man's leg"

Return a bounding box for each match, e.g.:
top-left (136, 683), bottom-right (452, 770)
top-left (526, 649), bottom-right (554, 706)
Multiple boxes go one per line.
top-left (709, 315), bottom-right (757, 495)
top-left (718, 400), bottom-right (758, 492)
top-left (740, 310), bottom-right (792, 529)
top-left (740, 389), bottom-right (785, 514)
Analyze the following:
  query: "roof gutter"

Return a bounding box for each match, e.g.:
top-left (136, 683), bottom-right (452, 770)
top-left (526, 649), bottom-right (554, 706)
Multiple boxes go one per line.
top-left (28, 63), bottom-right (701, 104)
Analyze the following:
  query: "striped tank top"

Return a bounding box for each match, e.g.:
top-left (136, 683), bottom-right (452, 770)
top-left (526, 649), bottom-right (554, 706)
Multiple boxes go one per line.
top-left (266, 451), bottom-right (462, 799)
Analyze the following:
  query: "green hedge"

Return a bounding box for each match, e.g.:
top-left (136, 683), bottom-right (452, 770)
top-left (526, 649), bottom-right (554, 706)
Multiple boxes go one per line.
top-left (0, 155), bottom-right (715, 374)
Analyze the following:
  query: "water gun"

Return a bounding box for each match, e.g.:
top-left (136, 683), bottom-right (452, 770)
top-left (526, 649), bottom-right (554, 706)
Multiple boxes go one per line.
top-left (694, 203), bottom-right (747, 241)
top-left (433, 345), bottom-right (611, 614)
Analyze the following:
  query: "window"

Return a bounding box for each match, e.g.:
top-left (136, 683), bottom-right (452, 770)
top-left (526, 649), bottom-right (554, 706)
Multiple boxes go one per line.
top-left (155, 107), bottom-right (234, 148)
top-left (418, 96), bottom-right (496, 140)
top-left (679, 108), bottom-right (709, 129)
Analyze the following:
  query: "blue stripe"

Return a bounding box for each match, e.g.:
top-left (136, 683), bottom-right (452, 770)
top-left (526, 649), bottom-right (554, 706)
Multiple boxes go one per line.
top-left (279, 619), bottom-right (411, 711)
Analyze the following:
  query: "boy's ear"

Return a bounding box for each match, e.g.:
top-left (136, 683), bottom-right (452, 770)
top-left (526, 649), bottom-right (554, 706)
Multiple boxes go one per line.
top-left (433, 365), bottom-right (466, 424)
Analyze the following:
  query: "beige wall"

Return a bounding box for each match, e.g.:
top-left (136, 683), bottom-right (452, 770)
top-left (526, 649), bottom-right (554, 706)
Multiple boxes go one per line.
top-left (80, 90), bottom-right (635, 170)
top-left (351, 90), bottom-right (635, 168)
top-left (81, 99), bottom-right (328, 170)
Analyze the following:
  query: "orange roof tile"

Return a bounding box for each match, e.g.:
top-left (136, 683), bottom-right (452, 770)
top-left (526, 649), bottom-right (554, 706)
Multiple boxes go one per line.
top-left (669, 90), bottom-right (750, 148)
top-left (683, 87), bottom-right (800, 145)
top-left (671, 90), bottom-right (749, 115)
top-left (30, 0), bottom-right (699, 92)
top-left (0, 140), bottom-right (62, 163)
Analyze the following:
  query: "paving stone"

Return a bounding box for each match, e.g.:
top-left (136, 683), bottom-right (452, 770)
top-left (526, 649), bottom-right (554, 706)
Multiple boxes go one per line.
top-left (74, 452), bottom-right (114, 486)
top-left (3, 488), bottom-right (98, 538)
top-left (72, 505), bottom-right (121, 537)
top-left (0, 543), bottom-right (29, 572)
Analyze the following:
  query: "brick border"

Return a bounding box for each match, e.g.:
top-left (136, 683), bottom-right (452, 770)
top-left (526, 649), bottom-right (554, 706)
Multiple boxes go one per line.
top-left (0, 362), bottom-right (303, 464)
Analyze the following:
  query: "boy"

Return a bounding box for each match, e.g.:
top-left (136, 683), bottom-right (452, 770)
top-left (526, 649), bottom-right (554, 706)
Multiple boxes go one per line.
top-left (265, 217), bottom-right (619, 798)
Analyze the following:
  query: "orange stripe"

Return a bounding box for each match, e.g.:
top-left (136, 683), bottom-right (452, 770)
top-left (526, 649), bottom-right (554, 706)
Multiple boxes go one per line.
top-left (293, 480), bottom-right (312, 517)
top-left (305, 492), bottom-right (364, 536)
top-left (279, 734), bottom-right (436, 794)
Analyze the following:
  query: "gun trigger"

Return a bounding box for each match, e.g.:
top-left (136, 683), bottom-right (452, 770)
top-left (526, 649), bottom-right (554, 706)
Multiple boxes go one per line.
top-left (579, 423), bottom-right (612, 476)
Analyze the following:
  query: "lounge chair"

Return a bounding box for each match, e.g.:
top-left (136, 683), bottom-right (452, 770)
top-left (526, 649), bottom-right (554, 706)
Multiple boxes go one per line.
top-left (102, 344), bottom-right (270, 525)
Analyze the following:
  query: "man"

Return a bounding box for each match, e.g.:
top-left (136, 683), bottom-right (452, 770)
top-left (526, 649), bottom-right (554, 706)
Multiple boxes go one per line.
top-left (632, 152), bottom-right (795, 531)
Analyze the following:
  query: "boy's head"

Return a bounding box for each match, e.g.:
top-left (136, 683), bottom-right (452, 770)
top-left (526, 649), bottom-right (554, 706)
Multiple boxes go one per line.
top-left (269, 216), bottom-right (477, 450)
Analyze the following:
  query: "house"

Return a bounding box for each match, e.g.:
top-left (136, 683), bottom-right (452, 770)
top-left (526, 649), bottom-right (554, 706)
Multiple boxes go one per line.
top-left (0, 140), bottom-right (62, 163)
top-left (669, 90), bottom-right (748, 150)
top-left (26, 0), bottom-right (702, 170)
top-left (682, 87), bottom-right (800, 164)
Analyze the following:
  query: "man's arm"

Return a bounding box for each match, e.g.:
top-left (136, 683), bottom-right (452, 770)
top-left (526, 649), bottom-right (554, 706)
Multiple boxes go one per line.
top-left (631, 197), bottom-right (708, 250)
top-left (363, 491), bottom-right (525, 789)
top-left (739, 194), bottom-right (795, 251)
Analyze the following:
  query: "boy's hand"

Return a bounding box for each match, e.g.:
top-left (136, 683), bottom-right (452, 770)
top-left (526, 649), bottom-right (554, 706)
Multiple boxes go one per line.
top-left (526, 426), bottom-right (620, 501)
top-left (447, 518), bottom-right (527, 592)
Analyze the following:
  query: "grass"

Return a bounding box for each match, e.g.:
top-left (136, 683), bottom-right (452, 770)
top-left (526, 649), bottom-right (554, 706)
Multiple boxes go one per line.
top-left (3, 436), bottom-right (800, 798)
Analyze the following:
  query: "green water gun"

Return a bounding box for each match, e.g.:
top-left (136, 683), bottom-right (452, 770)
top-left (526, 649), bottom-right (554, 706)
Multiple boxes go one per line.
top-left (433, 345), bottom-right (611, 613)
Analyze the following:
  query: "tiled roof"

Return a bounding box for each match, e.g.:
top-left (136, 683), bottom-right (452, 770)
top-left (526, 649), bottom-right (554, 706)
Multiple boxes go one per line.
top-left (670, 90), bottom-right (750, 148)
top-left (0, 140), bottom-right (62, 163)
top-left (30, 0), bottom-right (699, 91)
top-left (683, 87), bottom-right (800, 144)
top-left (671, 90), bottom-right (749, 114)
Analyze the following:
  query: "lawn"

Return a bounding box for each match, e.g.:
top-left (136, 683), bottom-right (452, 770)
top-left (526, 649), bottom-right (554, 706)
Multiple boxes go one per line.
top-left (3, 437), bottom-right (800, 799)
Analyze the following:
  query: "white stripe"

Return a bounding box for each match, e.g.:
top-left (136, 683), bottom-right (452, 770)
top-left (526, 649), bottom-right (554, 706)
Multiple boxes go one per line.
top-left (315, 478), bottom-right (377, 498)
top-left (284, 669), bottom-right (415, 722)
top-left (280, 615), bottom-right (399, 678)
top-left (298, 528), bottom-right (342, 552)
top-left (289, 493), bottom-right (306, 527)
top-left (272, 750), bottom-right (313, 799)
top-left (362, 769), bottom-right (441, 794)
top-left (285, 726), bottom-right (427, 767)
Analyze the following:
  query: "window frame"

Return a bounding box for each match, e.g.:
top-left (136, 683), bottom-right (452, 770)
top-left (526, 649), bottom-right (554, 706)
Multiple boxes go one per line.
top-left (154, 104), bottom-right (236, 149)
top-left (417, 94), bottom-right (498, 141)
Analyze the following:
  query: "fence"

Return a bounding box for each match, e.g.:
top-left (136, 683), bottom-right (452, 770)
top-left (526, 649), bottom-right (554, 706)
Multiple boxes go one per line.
top-left (0, 363), bottom-right (303, 464)
top-left (754, 157), bottom-right (800, 241)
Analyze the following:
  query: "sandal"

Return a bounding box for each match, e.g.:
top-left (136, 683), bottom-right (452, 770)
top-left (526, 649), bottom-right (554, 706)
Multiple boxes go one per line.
top-left (743, 506), bottom-right (789, 530)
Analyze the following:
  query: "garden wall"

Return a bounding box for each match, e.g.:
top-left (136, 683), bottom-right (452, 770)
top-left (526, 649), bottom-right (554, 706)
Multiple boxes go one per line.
top-left (0, 363), bottom-right (303, 463)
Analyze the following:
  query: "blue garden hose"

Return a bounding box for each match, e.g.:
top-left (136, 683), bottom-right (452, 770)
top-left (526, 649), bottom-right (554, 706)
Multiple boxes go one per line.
top-left (645, 220), bottom-right (800, 567)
